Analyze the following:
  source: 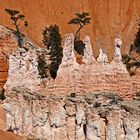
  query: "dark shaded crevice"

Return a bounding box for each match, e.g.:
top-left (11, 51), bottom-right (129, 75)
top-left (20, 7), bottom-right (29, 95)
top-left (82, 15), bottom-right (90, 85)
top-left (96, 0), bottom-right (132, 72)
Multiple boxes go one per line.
top-left (70, 93), bottom-right (76, 98)
top-left (93, 102), bottom-right (101, 108)
top-left (50, 123), bottom-right (57, 128)
top-left (104, 117), bottom-right (108, 126)
top-left (0, 88), bottom-right (6, 101)
top-left (137, 128), bottom-right (140, 138)
top-left (122, 122), bottom-right (127, 135)
top-left (83, 124), bottom-right (87, 138)
top-left (63, 104), bottom-right (66, 110)
top-left (6, 126), bottom-right (14, 133)
top-left (98, 111), bottom-right (109, 125)
top-left (75, 119), bottom-right (78, 125)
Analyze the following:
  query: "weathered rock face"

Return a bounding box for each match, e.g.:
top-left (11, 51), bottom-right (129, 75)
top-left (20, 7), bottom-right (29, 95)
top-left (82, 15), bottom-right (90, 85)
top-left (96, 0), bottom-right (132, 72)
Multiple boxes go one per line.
top-left (0, 105), bottom-right (6, 130)
top-left (0, 0), bottom-right (140, 56)
top-left (2, 29), bottom-right (140, 139)
top-left (0, 129), bottom-right (26, 140)
top-left (0, 25), bottom-right (38, 89)
top-left (3, 92), bottom-right (140, 140)
top-left (0, 1), bottom-right (140, 89)
top-left (45, 34), bottom-right (137, 99)
top-left (0, 25), bottom-right (18, 90)
top-left (4, 32), bottom-right (139, 98)
top-left (4, 48), bottom-right (41, 92)
top-left (128, 49), bottom-right (140, 93)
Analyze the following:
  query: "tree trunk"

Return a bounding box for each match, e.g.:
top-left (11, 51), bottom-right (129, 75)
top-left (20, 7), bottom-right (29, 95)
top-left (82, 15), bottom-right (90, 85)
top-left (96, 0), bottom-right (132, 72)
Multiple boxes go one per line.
top-left (74, 25), bottom-right (83, 41)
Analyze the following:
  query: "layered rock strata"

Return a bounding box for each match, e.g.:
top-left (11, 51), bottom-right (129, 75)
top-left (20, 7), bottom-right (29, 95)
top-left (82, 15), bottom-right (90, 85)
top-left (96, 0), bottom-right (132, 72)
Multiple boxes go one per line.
top-left (0, 25), bottom-right (38, 90)
top-left (4, 33), bottom-right (139, 99)
top-left (46, 34), bottom-right (136, 98)
top-left (3, 91), bottom-right (140, 140)
top-left (0, 26), bottom-right (17, 89)
top-left (2, 31), bottom-right (140, 139)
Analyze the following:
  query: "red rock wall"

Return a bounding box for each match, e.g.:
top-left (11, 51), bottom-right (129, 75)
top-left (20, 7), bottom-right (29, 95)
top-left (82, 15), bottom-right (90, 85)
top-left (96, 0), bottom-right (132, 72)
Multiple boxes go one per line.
top-left (0, 26), bottom-right (18, 90)
top-left (0, 55), bottom-right (8, 89)
top-left (48, 61), bottom-right (136, 99)
top-left (0, 0), bottom-right (140, 58)
top-left (0, 130), bottom-right (26, 140)
top-left (1, 0), bottom-right (140, 90)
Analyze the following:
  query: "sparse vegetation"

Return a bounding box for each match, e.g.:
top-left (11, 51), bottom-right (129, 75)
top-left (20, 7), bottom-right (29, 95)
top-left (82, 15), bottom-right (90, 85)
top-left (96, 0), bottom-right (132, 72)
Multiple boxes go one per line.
top-left (122, 23), bottom-right (140, 75)
top-left (68, 12), bottom-right (91, 55)
top-left (37, 52), bottom-right (48, 79)
top-left (5, 8), bottom-right (28, 48)
top-left (122, 55), bottom-right (140, 76)
top-left (0, 89), bottom-right (6, 101)
top-left (42, 24), bottom-right (63, 79)
top-left (134, 23), bottom-right (140, 54)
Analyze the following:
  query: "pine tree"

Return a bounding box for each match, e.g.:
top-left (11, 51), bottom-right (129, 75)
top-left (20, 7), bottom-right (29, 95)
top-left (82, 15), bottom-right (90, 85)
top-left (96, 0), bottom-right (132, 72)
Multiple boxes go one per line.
top-left (68, 12), bottom-right (91, 55)
top-left (68, 12), bottom-right (91, 41)
top-left (42, 24), bottom-right (63, 79)
top-left (134, 23), bottom-right (140, 53)
top-left (5, 8), bottom-right (28, 48)
top-left (122, 23), bottom-right (140, 76)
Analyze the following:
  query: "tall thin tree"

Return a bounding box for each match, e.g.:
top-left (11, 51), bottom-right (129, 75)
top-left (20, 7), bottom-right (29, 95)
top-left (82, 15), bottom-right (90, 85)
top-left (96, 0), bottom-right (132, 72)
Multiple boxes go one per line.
top-left (68, 12), bottom-right (91, 55)
top-left (5, 8), bottom-right (28, 48)
top-left (68, 12), bottom-right (91, 41)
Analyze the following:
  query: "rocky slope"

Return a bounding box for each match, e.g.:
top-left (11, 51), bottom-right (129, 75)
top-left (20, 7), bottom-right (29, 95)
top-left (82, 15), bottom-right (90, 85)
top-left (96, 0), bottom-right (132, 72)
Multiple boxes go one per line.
top-left (0, 26), bottom-right (18, 90)
top-left (0, 25), bottom-right (37, 90)
top-left (1, 27), bottom-right (139, 139)
top-left (4, 32), bottom-right (139, 99)
top-left (1, 0), bottom-right (140, 89)
top-left (3, 91), bottom-right (140, 140)
top-left (0, 1), bottom-right (140, 139)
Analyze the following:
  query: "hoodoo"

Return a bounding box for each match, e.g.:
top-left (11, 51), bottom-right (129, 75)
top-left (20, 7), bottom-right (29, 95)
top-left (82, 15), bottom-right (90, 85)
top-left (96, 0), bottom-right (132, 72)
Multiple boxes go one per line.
top-left (0, 1), bottom-right (140, 139)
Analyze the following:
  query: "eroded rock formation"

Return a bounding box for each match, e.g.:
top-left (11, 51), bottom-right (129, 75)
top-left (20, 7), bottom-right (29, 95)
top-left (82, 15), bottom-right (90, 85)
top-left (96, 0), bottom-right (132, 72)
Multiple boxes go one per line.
top-left (0, 25), bottom-right (18, 90)
top-left (83, 36), bottom-right (95, 64)
top-left (97, 49), bottom-right (108, 63)
top-left (114, 36), bottom-right (123, 62)
top-left (1, 0), bottom-right (140, 55)
top-left (4, 48), bottom-right (41, 92)
top-left (4, 32), bottom-right (139, 98)
top-left (1, 28), bottom-right (140, 140)
top-left (0, 1), bottom-right (140, 139)
top-left (3, 92), bottom-right (140, 140)
top-left (0, 25), bottom-right (38, 90)
top-left (45, 33), bottom-right (136, 98)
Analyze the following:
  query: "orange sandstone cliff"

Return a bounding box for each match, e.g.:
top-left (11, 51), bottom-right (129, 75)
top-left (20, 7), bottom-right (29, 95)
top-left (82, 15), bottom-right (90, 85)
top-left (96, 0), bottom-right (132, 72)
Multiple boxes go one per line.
top-left (0, 0), bottom-right (140, 53)
top-left (0, 0), bottom-right (140, 89)
top-left (0, 22), bottom-right (139, 140)
top-left (0, 1), bottom-right (140, 139)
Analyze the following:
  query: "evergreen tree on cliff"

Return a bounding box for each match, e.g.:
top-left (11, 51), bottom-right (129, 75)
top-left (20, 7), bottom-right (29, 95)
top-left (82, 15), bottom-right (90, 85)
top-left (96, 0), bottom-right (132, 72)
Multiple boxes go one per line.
top-left (5, 8), bottom-right (28, 48)
top-left (42, 24), bottom-right (63, 79)
top-left (68, 12), bottom-right (91, 55)
top-left (122, 23), bottom-right (140, 76)
top-left (134, 23), bottom-right (140, 54)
